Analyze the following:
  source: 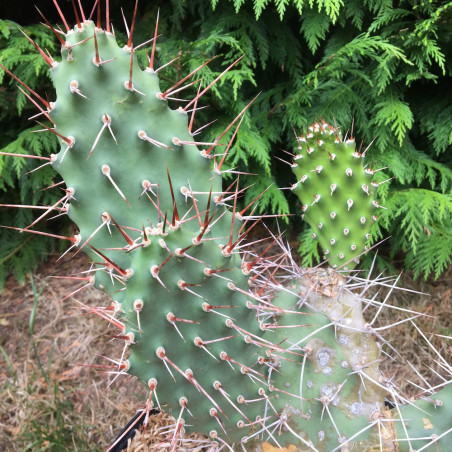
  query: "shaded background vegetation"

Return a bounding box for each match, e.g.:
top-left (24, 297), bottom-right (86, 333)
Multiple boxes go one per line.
top-left (1, 0), bottom-right (451, 286)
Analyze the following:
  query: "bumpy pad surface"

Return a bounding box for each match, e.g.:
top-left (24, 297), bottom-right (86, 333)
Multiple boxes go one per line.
top-left (291, 122), bottom-right (378, 270)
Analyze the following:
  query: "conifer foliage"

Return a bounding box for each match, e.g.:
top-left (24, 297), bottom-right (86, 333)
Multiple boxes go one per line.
top-left (1, 0), bottom-right (451, 282)
top-left (0, 19), bottom-right (60, 285)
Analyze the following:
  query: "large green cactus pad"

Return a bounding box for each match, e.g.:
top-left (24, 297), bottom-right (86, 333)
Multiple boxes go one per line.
top-left (395, 383), bottom-right (452, 452)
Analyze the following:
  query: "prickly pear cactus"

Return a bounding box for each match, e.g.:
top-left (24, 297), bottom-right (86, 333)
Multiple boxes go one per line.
top-left (291, 123), bottom-right (379, 270)
top-left (44, 18), bottom-right (389, 449)
top-left (394, 383), bottom-right (452, 452)
top-left (1, 2), bottom-right (450, 451)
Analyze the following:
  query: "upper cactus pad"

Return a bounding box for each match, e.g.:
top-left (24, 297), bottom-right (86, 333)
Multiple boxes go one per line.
top-left (291, 122), bottom-right (379, 270)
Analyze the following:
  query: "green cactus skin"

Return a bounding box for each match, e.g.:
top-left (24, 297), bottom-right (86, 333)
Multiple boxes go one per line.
top-left (1, 4), bottom-right (451, 451)
top-left (291, 123), bottom-right (379, 270)
top-left (395, 383), bottom-right (452, 452)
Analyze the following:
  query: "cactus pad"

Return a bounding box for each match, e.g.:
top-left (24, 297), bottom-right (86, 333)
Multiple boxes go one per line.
top-left (291, 122), bottom-right (379, 270)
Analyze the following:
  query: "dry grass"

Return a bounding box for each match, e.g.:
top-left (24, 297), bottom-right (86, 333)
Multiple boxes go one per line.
top-left (371, 268), bottom-right (452, 397)
top-left (0, 252), bottom-right (450, 450)
top-left (0, 253), bottom-right (147, 451)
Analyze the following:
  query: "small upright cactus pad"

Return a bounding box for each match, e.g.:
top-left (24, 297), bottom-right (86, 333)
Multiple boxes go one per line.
top-left (291, 121), bottom-right (378, 270)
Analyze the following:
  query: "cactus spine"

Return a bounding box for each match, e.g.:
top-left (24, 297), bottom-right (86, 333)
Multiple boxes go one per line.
top-left (1, 2), bottom-right (450, 451)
